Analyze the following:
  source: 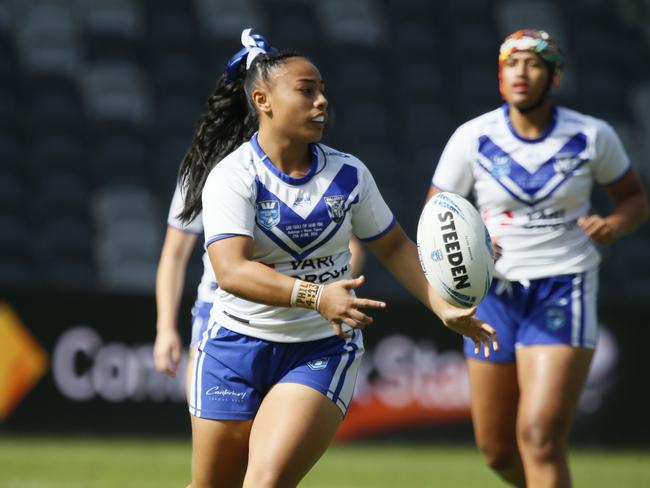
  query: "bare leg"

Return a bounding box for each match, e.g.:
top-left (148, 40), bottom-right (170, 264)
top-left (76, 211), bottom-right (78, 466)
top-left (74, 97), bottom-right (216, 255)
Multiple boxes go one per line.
top-left (243, 383), bottom-right (343, 488)
top-left (516, 345), bottom-right (593, 488)
top-left (467, 359), bottom-right (526, 487)
top-left (190, 415), bottom-right (252, 488)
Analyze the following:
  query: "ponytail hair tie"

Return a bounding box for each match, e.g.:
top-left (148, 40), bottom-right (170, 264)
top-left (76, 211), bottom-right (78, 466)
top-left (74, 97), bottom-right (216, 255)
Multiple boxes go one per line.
top-left (225, 28), bottom-right (277, 81)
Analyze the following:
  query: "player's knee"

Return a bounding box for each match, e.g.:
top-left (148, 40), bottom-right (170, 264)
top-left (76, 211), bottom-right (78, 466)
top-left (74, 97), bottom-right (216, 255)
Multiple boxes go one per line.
top-left (479, 442), bottom-right (519, 473)
top-left (518, 420), bottom-right (565, 461)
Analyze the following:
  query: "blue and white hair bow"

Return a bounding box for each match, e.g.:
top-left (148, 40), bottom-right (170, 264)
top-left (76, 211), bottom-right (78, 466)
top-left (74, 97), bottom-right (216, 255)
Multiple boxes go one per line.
top-left (225, 28), bottom-right (276, 81)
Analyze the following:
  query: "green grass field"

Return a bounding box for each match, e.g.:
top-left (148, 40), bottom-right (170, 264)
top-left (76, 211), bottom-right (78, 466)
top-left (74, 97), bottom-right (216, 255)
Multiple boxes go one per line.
top-left (0, 437), bottom-right (649, 487)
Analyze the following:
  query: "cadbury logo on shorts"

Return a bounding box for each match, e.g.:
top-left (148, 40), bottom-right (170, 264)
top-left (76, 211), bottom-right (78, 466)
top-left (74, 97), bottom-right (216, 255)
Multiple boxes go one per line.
top-left (206, 386), bottom-right (246, 402)
top-left (437, 211), bottom-right (471, 290)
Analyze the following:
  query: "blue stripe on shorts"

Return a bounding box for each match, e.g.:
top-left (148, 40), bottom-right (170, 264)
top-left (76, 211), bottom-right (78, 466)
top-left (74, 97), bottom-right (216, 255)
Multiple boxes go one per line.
top-left (189, 300), bottom-right (213, 346)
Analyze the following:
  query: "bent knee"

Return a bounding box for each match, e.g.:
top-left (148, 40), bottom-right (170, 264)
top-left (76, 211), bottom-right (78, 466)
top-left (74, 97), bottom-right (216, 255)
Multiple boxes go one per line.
top-left (477, 442), bottom-right (520, 472)
top-left (518, 421), bottom-right (566, 460)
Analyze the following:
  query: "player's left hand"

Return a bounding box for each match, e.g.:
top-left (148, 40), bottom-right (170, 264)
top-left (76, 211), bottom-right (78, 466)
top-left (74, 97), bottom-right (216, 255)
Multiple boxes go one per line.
top-left (578, 214), bottom-right (615, 244)
top-left (438, 305), bottom-right (498, 358)
top-left (153, 329), bottom-right (182, 377)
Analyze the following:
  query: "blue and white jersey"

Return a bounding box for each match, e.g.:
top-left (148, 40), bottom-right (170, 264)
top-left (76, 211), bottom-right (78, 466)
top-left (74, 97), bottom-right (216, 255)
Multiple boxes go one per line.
top-left (202, 134), bottom-right (395, 342)
top-left (433, 105), bottom-right (630, 281)
top-left (167, 183), bottom-right (217, 304)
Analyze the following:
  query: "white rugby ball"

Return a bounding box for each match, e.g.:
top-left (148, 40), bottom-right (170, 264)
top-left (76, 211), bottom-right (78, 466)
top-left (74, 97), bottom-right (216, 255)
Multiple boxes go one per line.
top-left (417, 192), bottom-right (495, 309)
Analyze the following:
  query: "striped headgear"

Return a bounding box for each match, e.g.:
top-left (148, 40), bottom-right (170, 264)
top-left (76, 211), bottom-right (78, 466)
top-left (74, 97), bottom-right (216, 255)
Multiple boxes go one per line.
top-left (498, 29), bottom-right (564, 95)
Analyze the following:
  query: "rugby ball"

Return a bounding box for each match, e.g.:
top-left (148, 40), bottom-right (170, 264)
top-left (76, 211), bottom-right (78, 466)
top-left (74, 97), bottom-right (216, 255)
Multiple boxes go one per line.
top-left (417, 192), bottom-right (494, 309)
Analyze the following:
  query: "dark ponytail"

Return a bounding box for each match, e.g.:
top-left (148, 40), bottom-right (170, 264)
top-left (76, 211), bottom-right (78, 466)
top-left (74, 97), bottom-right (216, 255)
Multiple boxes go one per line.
top-left (177, 50), bottom-right (302, 223)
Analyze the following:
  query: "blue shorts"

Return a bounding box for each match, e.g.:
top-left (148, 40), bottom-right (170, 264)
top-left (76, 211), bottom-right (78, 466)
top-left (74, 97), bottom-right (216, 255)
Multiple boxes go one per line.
top-left (189, 300), bottom-right (213, 346)
top-left (465, 269), bottom-right (599, 362)
top-left (188, 325), bottom-right (364, 420)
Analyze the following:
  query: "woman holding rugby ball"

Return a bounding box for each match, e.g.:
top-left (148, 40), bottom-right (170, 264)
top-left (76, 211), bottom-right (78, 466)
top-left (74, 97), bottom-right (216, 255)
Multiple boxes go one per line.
top-left (178, 29), bottom-right (497, 487)
top-left (427, 29), bottom-right (648, 487)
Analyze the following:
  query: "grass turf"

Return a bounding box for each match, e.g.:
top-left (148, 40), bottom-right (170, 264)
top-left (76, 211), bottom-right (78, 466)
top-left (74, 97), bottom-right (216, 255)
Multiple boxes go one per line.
top-left (0, 437), bottom-right (649, 487)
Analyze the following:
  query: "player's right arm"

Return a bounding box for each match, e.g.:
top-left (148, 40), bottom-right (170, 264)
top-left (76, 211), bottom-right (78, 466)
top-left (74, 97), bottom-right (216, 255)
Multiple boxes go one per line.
top-left (207, 236), bottom-right (385, 338)
top-left (154, 226), bottom-right (197, 376)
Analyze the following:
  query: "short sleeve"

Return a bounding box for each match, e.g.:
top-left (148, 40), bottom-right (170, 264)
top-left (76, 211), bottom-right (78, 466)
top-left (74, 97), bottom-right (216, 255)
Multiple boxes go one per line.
top-left (351, 163), bottom-right (395, 242)
top-left (591, 121), bottom-right (631, 185)
top-left (202, 164), bottom-right (256, 248)
top-left (431, 125), bottom-right (476, 196)
top-left (167, 182), bottom-right (203, 234)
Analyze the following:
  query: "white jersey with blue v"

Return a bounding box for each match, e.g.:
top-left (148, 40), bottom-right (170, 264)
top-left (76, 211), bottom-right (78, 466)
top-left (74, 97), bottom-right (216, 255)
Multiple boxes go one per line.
top-left (433, 105), bottom-right (630, 281)
top-left (202, 134), bottom-right (395, 342)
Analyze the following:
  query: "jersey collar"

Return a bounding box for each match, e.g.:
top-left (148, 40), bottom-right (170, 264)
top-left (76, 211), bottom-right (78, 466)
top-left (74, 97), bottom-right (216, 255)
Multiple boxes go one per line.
top-left (249, 133), bottom-right (319, 185)
top-left (502, 103), bottom-right (558, 144)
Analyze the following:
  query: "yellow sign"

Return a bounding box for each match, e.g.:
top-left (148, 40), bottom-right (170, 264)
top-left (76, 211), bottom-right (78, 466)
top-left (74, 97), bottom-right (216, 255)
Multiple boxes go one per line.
top-left (0, 302), bottom-right (48, 421)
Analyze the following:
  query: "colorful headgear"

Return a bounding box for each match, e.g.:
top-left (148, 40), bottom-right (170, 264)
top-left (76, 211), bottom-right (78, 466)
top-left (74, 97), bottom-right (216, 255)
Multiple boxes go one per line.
top-left (225, 28), bottom-right (277, 81)
top-left (498, 29), bottom-right (564, 95)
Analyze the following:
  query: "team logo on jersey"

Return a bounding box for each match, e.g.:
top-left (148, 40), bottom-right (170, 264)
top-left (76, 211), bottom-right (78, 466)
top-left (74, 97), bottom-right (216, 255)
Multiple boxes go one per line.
top-left (546, 307), bottom-right (566, 330)
top-left (490, 156), bottom-right (511, 178)
top-left (256, 200), bottom-right (280, 229)
top-left (553, 154), bottom-right (582, 175)
top-left (324, 195), bottom-right (346, 223)
top-left (307, 357), bottom-right (330, 370)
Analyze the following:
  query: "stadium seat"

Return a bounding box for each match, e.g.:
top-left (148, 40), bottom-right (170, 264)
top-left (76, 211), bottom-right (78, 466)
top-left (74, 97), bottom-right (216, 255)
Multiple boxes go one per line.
top-left (577, 68), bottom-right (626, 119)
top-left (154, 93), bottom-right (202, 140)
top-left (399, 103), bottom-right (452, 150)
top-left (78, 0), bottom-right (142, 39)
top-left (495, 0), bottom-right (567, 47)
top-left (384, 0), bottom-right (436, 23)
top-left (316, 0), bottom-right (386, 46)
top-left (0, 124), bottom-right (21, 171)
top-left (450, 22), bottom-right (499, 62)
top-left (0, 33), bottom-right (18, 79)
top-left (0, 214), bottom-right (32, 268)
top-left (25, 133), bottom-right (87, 182)
top-left (194, 0), bottom-right (261, 41)
top-left (0, 79), bottom-right (19, 122)
top-left (146, 6), bottom-right (199, 52)
top-left (13, 0), bottom-right (80, 75)
top-left (326, 58), bottom-right (387, 104)
top-left (629, 81), bottom-right (650, 133)
top-left (329, 101), bottom-right (390, 148)
top-left (151, 49), bottom-right (203, 95)
top-left (457, 64), bottom-right (500, 119)
top-left (80, 61), bottom-right (152, 125)
top-left (41, 255), bottom-right (96, 289)
top-left (22, 73), bottom-right (84, 132)
top-left (0, 256), bottom-right (35, 288)
top-left (394, 62), bottom-right (446, 106)
top-left (98, 257), bottom-right (158, 292)
top-left (262, 1), bottom-right (319, 55)
top-left (390, 19), bottom-right (437, 63)
top-left (0, 167), bottom-right (24, 213)
top-left (0, 0), bottom-right (11, 35)
top-left (92, 185), bottom-right (161, 229)
top-left (151, 137), bottom-right (191, 193)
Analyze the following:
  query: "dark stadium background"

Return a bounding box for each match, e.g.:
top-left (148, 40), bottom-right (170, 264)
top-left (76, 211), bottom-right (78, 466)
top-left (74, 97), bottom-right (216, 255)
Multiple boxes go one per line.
top-left (1, 0), bottom-right (649, 447)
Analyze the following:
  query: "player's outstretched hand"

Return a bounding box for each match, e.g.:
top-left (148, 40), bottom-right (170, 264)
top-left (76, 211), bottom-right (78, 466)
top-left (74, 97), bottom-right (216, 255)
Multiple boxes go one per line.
top-left (153, 329), bottom-right (182, 377)
top-left (318, 275), bottom-right (386, 338)
top-left (438, 305), bottom-right (498, 358)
